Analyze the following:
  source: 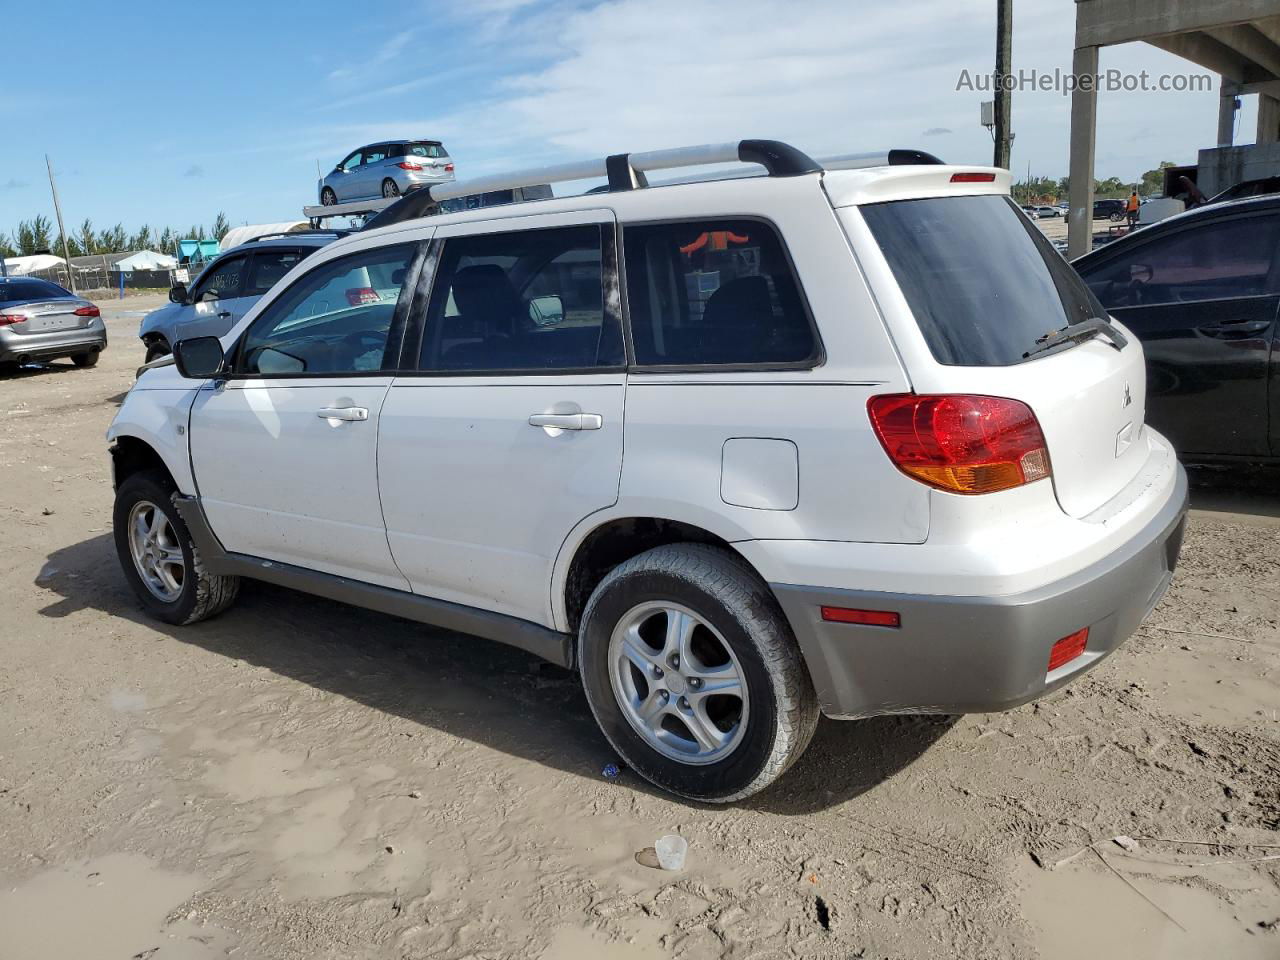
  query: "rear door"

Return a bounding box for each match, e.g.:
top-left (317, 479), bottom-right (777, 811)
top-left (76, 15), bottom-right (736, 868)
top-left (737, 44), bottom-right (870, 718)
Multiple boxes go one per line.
top-left (1078, 210), bottom-right (1280, 458)
top-left (854, 193), bottom-right (1149, 519)
top-left (378, 211), bottom-right (625, 625)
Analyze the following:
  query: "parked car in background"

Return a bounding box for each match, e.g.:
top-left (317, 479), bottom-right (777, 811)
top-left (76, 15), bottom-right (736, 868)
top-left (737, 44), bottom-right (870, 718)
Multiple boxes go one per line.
top-left (319, 140), bottom-right (455, 205)
top-left (1034, 205), bottom-right (1061, 219)
top-left (1075, 194), bottom-right (1280, 463)
top-left (139, 234), bottom-right (336, 362)
top-left (109, 140), bottom-right (1186, 802)
top-left (1094, 198), bottom-right (1127, 221)
top-left (0, 276), bottom-right (106, 370)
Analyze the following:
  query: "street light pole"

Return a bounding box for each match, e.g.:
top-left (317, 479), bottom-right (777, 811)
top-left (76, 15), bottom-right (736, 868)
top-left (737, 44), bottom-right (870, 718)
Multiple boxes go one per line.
top-left (45, 154), bottom-right (77, 294)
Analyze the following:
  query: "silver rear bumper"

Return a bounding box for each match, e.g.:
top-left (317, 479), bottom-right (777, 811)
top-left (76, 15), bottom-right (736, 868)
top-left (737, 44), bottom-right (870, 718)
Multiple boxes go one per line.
top-left (0, 319), bottom-right (108, 363)
top-left (773, 465), bottom-right (1189, 719)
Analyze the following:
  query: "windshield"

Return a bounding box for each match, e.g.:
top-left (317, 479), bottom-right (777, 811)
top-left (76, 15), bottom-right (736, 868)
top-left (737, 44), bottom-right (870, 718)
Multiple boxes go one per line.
top-left (0, 278), bottom-right (73, 303)
top-left (861, 194), bottom-right (1106, 366)
top-left (406, 142), bottom-right (447, 159)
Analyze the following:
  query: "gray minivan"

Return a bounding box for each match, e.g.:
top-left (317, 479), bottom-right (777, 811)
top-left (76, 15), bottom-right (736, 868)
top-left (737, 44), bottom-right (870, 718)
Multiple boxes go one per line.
top-left (318, 140), bottom-right (456, 205)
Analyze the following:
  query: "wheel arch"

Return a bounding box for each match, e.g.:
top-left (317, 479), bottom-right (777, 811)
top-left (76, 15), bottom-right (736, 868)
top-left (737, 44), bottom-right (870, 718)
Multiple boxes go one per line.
top-left (554, 512), bottom-right (770, 634)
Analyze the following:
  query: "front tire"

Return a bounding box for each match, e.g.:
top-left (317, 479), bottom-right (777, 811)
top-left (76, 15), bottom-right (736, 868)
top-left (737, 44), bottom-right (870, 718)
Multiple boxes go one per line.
top-left (579, 544), bottom-right (818, 802)
top-left (144, 340), bottom-right (170, 363)
top-left (1109, 210), bottom-right (1124, 222)
top-left (382, 178), bottom-right (400, 198)
top-left (113, 470), bottom-right (240, 625)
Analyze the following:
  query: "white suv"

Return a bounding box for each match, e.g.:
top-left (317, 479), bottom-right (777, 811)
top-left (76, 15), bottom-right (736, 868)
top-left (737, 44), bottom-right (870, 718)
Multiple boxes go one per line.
top-left (107, 140), bottom-right (1188, 802)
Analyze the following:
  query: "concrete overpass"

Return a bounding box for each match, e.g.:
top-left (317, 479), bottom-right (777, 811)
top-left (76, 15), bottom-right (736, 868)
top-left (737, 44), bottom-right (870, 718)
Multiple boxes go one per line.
top-left (1068, 0), bottom-right (1280, 256)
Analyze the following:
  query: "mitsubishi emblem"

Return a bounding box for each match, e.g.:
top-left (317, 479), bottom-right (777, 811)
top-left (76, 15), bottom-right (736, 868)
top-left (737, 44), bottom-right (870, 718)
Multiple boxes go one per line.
top-left (1122, 383), bottom-right (1132, 408)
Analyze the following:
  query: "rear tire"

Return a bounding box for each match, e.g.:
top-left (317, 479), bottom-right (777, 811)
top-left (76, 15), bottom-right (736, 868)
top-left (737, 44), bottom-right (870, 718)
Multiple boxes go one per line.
top-left (72, 351), bottom-right (99, 368)
top-left (1109, 211), bottom-right (1124, 222)
top-left (578, 544), bottom-right (818, 802)
top-left (321, 187), bottom-right (337, 206)
top-left (113, 470), bottom-right (240, 625)
top-left (382, 178), bottom-right (400, 198)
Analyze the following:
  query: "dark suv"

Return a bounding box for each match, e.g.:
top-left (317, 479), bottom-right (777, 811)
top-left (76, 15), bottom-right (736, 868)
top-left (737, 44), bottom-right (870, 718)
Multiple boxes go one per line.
top-left (1093, 198), bottom-right (1126, 221)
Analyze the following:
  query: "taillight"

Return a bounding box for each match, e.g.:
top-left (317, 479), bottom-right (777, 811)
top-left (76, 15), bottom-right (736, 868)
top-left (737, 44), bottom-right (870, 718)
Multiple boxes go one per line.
top-left (396, 161), bottom-right (423, 171)
top-left (951, 171), bottom-right (996, 183)
top-left (444, 163), bottom-right (454, 172)
top-left (1048, 627), bottom-right (1089, 671)
top-left (74, 305), bottom-right (100, 318)
top-left (345, 287), bottom-right (379, 306)
top-left (0, 313), bottom-right (27, 326)
top-left (867, 393), bottom-right (1051, 495)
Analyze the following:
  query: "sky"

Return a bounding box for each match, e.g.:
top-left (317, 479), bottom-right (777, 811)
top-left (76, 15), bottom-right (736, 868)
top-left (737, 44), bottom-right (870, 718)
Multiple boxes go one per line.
top-left (0, 0), bottom-right (1261, 240)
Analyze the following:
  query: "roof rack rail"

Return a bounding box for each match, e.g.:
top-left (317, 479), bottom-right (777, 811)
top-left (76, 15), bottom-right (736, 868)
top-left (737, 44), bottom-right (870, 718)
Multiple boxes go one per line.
top-left (362, 140), bottom-right (941, 231)
top-left (247, 229), bottom-right (349, 243)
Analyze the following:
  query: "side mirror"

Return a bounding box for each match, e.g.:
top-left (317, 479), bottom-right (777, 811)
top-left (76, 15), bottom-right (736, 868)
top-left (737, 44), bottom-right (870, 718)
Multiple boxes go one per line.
top-left (528, 294), bottom-right (565, 327)
top-left (173, 336), bottom-right (226, 379)
top-left (169, 283), bottom-right (188, 304)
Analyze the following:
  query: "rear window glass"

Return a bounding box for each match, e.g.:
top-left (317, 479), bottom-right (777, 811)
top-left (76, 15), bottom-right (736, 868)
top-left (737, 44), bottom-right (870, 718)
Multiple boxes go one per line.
top-left (407, 142), bottom-right (447, 158)
top-left (861, 195), bottom-right (1105, 366)
top-left (623, 219), bottom-right (817, 367)
top-left (0, 278), bottom-right (72, 302)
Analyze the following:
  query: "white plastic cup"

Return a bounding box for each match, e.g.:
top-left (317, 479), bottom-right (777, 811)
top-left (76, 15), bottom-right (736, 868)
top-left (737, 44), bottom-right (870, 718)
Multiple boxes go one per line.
top-left (655, 834), bottom-right (688, 871)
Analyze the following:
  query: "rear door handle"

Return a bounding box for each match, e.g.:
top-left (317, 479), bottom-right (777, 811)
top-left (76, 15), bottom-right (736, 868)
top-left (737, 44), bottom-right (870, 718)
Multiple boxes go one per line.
top-left (317, 406), bottom-right (369, 422)
top-left (528, 413), bottom-right (603, 431)
top-left (1196, 318), bottom-right (1272, 336)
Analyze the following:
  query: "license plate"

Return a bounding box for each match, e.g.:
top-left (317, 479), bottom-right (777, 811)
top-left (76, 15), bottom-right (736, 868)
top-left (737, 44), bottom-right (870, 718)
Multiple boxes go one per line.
top-left (28, 314), bottom-right (75, 331)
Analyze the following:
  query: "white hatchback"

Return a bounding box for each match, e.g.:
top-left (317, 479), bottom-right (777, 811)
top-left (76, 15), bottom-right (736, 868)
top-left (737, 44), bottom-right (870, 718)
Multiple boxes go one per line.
top-left (108, 140), bottom-right (1187, 801)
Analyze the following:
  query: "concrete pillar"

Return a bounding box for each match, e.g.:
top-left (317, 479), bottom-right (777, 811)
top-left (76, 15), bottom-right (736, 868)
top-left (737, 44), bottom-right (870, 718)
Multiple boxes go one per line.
top-left (1218, 79), bottom-right (1240, 146)
top-left (1259, 95), bottom-right (1280, 144)
top-left (1068, 45), bottom-right (1099, 259)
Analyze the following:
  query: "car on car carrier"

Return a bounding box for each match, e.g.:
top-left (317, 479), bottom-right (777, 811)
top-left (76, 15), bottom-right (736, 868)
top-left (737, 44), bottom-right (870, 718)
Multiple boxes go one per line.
top-left (107, 139), bottom-right (1188, 802)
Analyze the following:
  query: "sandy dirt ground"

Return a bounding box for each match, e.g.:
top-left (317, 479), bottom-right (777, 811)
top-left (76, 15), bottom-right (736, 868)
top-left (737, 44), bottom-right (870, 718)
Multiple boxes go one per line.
top-left (1, 294), bottom-right (1277, 959)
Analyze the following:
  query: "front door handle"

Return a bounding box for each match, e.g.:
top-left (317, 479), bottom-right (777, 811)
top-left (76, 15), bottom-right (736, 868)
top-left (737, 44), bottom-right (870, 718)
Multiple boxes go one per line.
top-left (317, 406), bottom-right (369, 422)
top-left (217, 311), bottom-right (232, 319)
top-left (528, 413), bottom-right (603, 431)
top-left (1196, 318), bottom-right (1272, 336)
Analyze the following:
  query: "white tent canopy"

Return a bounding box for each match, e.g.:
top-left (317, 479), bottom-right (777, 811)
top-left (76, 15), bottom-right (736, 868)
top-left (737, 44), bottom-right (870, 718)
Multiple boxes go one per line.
top-left (112, 250), bottom-right (178, 272)
top-left (219, 221), bottom-right (309, 251)
top-left (2, 254), bottom-right (66, 276)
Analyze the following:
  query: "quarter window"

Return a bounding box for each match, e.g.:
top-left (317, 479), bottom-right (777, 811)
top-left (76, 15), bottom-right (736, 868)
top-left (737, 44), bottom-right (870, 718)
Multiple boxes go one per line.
top-left (623, 219), bottom-right (816, 367)
top-left (419, 225), bottom-right (621, 372)
top-left (236, 244), bottom-right (415, 376)
top-left (1084, 214), bottom-right (1280, 309)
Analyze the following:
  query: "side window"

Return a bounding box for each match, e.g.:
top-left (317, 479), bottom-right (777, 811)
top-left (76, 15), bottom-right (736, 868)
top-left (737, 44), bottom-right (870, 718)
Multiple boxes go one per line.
top-left (623, 219), bottom-right (817, 367)
top-left (236, 244), bottom-right (415, 376)
top-left (192, 256), bottom-right (246, 301)
top-left (244, 249), bottom-right (306, 297)
top-left (419, 225), bottom-right (621, 372)
top-left (363, 146), bottom-right (388, 165)
top-left (1086, 215), bottom-right (1280, 309)
top-left (341, 151), bottom-right (362, 170)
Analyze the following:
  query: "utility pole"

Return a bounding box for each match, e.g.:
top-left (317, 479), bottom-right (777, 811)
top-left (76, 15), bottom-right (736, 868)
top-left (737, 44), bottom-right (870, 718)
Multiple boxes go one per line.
top-left (45, 154), bottom-right (77, 294)
top-left (993, 0), bottom-right (1013, 169)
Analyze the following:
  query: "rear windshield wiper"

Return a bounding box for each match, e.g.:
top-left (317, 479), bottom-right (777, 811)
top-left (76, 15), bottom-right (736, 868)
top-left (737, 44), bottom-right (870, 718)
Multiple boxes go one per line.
top-left (1022, 316), bottom-right (1127, 359)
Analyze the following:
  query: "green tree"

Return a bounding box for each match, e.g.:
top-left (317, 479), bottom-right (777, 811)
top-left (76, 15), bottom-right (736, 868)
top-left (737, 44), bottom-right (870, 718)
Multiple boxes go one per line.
top-left (76, 218), bottom-right (97, 256)
top-left (158, 227), bottom-right (176, 255)
top-left (211, 211), bottom-right (230, 241)
top-left (131, 224), bottom-right (155, 250)
top-left (0, 233), bottom-right (15, 258)
top-left (96, 223), bottom-right (128, 253)
top-left (16, 215), bottom-right (53, 255)
top-left (1139, 161), bottom-right (1176, 198)
top-left (51, 234), bottom-right (84, 259)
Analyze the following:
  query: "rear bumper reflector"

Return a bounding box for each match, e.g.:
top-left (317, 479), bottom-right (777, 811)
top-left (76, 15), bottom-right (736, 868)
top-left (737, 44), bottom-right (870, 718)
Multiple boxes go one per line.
top-left (820, 606), bottom-right (901, 628)
top-left (1047, 627), bottom-right (1089, 672)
